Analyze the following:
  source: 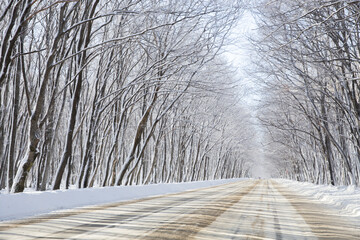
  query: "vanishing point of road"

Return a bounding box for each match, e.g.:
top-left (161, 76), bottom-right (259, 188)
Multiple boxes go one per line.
top-left (0, 180), bottom-right (359, 239)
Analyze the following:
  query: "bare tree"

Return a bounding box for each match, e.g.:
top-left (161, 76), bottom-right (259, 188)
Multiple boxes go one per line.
top-left (1, 0), bottom-right (250, 193)
top-left (253, 0), bottom-right (360, 185)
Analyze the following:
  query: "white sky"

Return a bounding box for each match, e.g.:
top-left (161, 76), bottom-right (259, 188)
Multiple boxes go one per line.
top-left (223, 11), bottom-right (273, 178)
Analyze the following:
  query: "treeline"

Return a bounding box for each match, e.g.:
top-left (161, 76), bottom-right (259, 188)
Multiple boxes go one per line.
top-left (0, 0), bottom-right (250, 193)
top-left (254, 0), bottom-right (360, 185)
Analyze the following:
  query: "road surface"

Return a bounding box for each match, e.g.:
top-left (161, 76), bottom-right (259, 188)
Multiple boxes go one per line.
top-left (0, 180), bottom-right (359, 239)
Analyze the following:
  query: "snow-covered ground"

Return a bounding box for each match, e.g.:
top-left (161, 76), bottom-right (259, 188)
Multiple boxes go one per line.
top-left (1, 178), bottom-right (359, 222)
top-left (274, 179), bottom-right (360, 218)
top-left (0, 179), bottom-right (242, 222)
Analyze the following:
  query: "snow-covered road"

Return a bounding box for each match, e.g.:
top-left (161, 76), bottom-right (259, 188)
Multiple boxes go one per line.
top-left (0, 179), bottom-right (359, 239)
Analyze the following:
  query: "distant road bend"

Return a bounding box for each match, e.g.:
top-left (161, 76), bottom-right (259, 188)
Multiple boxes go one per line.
top-left (0, 180), bottom-right (359, 239)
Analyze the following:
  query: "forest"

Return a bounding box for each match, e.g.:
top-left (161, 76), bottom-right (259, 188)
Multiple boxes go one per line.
top-left (1, 0), bottom-right (360, 194)
top-left (253, 0), bottom-right (360, 186)
top-left (0, 0), bottom-right (252, 193)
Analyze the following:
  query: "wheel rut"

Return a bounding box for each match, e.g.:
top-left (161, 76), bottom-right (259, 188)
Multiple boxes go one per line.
top-left (272, 180), bottom-right (360, 240)
top-left (141, 181), bottom-right (259, 239)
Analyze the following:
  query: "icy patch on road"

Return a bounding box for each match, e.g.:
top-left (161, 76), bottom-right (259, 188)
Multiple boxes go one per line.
top-left (0, 179), bottom-right (244, 222)
top-left (274, 179), bottom-right (360, 218)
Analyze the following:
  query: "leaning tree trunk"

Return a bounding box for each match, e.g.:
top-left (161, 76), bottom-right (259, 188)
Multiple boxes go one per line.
top-left (11, 4), bottom-right (67, 192)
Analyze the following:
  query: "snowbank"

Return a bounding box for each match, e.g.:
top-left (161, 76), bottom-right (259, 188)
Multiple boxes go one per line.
top-left (275, 179), bottom-right (360, 218)
top-left (0, 179), bottom-right (242, 222)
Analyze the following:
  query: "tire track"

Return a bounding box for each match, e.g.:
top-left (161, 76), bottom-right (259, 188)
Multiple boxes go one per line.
top-left (272, 180), bottom-right (360, 240)
top-left (141, 180), bottom-right (259, 239)
top-left (193, 180), bottom-right (316, 239)
top-left (266, 182), bottom-right (282, 240)
top-left (39, 183), bottom-right (244, 239)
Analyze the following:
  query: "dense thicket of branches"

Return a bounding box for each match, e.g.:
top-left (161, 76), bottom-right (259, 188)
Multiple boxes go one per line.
top-left (254, 0), bottom-right (360, 185)
top-left (0, 0), bottom-right (251, 193)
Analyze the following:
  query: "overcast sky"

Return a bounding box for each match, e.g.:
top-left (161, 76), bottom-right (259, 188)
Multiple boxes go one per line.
top-left (223, 11), bottom-right (274, 178)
